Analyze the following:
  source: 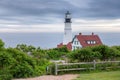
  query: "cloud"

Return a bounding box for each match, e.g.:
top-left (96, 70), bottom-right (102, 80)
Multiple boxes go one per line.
top-left (73, 19), bottom-right (120, 32)
top-left (1, 0), bottom-right (120, 18)
top-left (0, 0), bottom-right (73, 16)
top-left (81, 0), bottom-right (120, 19)
top-left (0, 0), bottom-right (120, 33)
top-left (64, 0), bottom-right (91, 8)
top-left (0, 0), bottom-right (74, 25)
top-left (0, 18), bottom-right (120, 33)
top-left (0, 24), bottom-right (64, 33)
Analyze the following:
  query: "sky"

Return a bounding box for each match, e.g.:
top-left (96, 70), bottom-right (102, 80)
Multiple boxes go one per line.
top-left (0, 0), bottom-right (120, 33)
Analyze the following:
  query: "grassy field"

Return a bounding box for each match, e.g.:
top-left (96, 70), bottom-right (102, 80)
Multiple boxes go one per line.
top-left (74, 71), bottom-right (120, 80)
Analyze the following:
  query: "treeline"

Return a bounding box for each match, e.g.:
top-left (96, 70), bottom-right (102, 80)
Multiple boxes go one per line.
top-left (15, 44), bottom-right (120, 62)
top-left (0, 39), bottom-right (120, 79)
top-left (69, 45), bottom-right (120, 62)
top-left (16, 44), bottom-right (69, 60)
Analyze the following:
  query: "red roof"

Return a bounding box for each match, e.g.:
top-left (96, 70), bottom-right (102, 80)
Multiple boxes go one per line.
top-left (57, 42), bottom-right (72, 50)
top-left (74, 33), bottom-right (102, 47)
top-left (57, 33), bottom-right (103, 50)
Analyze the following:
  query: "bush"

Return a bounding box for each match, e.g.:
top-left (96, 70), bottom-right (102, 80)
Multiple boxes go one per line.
top-left (0, 74), bottom-right (13, 80)
top-left (0, 68), bottom-right (13, 80)
top-left (12, 62), bottom-right (35, 78)
top-left (0, 39), bottom-right (4, 49)
top-left (0, 40), bottom-right (51, 79)
top-left (69, 47), bottom-right (100, 62)
top-left (69, 45), bottom-right (120, 62)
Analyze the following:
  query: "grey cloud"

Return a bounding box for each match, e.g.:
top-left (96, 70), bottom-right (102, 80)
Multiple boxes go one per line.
top-left (0, 0), bottom-right (74, 16)
top-left (0, 0), bottom-right (77, 25)
top-left (61, 0), bottom-right (120, 19)
top-left (0, 0), bottom-right (120, 26)
top-left (77, 0), bottom-right (120, 19)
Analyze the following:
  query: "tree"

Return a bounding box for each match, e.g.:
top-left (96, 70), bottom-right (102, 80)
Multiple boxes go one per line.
top-left (0, 51), bottom-right (15, 80)
top-left (69, 47), bottom-right (100, 62)
top-left (0, 39), bottom-right (4, 49)
top-left (110, 47), bottom-right (120, 60)
top-left (91, 45), bottom-right (110, 61)
top-left (6, 48), bottom-right (37, 78)
top-left (0, 40), bottom-right (50, 79)
top-left (53, 46), bottom-right (69, 52)
top-left (0, 51), bottom-right (15, 69)
top-left (16, 44), bottom-right (28, 52)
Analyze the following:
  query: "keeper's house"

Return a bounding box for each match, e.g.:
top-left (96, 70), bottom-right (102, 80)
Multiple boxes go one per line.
top-left (57, 32), bottom-right (102, 51)
top-left (71, 32), bottom-right (102, 50)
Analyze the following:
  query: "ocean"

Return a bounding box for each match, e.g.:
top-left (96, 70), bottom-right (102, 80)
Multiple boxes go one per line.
top-left (0, 32), bottom-right (120, 49)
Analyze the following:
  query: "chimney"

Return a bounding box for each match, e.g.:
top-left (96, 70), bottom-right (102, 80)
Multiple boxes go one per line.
top-left (92, 32), bottom-right (94, 35)
top-left (79, 33), bottom-right (82, 35)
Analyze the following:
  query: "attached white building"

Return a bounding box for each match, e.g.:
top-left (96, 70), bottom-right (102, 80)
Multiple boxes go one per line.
top-left (72, 33), bottom-right (103, 50)
top-left (72, 36), bottom-right (82, 50)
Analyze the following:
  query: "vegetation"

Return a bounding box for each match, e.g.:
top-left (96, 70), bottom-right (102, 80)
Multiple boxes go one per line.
top-left (0, 40), bottom-right (50, 80)
top-left (74, 71), bottom-right (120, 80)
top-left (0, 39), bottom-right (120, 79)
top-left (46, 46), bottom-right (69, 60)
top-left (69, 45), bottom-right (120, 62)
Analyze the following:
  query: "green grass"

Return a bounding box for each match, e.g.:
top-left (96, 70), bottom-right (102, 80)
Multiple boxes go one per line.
top-left (74, 71), bottom-right (120, 80)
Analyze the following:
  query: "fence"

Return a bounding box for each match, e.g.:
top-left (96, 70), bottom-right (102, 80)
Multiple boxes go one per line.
top-left (55, 60), bottom-right (120, 75)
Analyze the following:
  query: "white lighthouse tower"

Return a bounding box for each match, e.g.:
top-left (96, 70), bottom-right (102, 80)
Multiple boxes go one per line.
top-left (63, 11), bottom-right (72, 45)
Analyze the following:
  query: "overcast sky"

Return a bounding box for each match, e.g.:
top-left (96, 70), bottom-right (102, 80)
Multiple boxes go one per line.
top-left (0, 0), bottom-right (120, 33)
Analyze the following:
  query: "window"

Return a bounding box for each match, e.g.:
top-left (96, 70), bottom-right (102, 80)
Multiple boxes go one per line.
top-left (74, 41), bottom-right (79, 45)
top-left (87, 41), bottom-right (90, 44)
top-left (65, 19), bottom-right (71, 22)
top-left (77, 41), bottom-right (79, 45)
top-left (93, 41), bottom-right (96, 44)
top-left (87, 40), bottom-right (96, 44)
top-left (74, 41), bottom-right (76, 45)
top-left (91, 41), bottom-right (94, 44)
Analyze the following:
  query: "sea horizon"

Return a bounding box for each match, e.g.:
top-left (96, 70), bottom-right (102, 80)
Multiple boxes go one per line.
top-left (0, 32), bottom-right (120, 49)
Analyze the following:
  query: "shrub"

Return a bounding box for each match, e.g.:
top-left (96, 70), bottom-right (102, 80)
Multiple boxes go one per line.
top-left (12, 62), bottom-right (35, 78)
top-left (0, 68), bottom-right (13, 80)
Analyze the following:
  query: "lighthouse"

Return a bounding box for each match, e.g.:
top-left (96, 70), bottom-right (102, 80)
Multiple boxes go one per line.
top-left (63, 11), bottom-right (72, 45)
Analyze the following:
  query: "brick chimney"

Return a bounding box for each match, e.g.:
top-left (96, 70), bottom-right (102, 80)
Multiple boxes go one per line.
top-left (79, 33), bottom-right (82, 35)
top-left (92, 32), bottom-right (94, 35)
